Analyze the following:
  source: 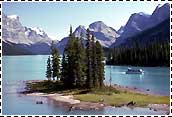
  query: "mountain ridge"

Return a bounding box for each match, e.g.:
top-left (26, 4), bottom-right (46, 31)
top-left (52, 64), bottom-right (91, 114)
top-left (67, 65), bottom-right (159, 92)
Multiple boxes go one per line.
top-left (2, 3), bottom-right (170, 55)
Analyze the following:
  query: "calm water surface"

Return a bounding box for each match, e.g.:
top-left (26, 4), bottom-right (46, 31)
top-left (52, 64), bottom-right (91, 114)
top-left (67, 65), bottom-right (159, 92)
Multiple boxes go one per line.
top-left (2, 55), bottom-right (170, 115)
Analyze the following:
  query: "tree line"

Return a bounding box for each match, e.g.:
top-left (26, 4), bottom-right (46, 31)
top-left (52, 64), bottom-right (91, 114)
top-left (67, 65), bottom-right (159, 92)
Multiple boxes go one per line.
top-left (46, 26), bottom-right (105, 89)
top-left (106, 40), bottom-right (169, 67)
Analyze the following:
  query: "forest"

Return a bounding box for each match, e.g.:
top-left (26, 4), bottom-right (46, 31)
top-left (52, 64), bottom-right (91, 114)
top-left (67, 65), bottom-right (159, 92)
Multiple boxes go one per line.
top-left (46, 26), bottom-right (105, 89)
top-left (106, 40), bottom-right (169, 67)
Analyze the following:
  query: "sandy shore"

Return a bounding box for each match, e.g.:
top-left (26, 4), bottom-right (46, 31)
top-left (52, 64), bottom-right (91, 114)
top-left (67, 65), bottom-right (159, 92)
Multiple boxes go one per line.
top-left (27, 93), bottom-right (80, 104)
top-left (26, 92), bottom-right (104, 110)
top-left (50, 95), bottom-right (81, 105)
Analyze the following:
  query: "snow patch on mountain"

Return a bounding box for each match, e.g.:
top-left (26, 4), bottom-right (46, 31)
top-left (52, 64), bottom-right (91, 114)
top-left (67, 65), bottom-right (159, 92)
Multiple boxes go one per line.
top-left (31, 27), bottom-right (45, 36)
top-left (2, 13), bottom-right (55, 46)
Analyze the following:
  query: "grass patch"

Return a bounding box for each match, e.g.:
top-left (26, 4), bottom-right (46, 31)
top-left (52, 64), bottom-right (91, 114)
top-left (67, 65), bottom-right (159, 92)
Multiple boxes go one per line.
top-left (74, 92), bottom-right (169, 107)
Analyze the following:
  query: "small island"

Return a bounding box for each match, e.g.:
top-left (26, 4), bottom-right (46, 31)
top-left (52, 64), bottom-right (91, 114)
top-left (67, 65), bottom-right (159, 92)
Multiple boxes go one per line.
top-left (22, 27), bottom-right (169, 114)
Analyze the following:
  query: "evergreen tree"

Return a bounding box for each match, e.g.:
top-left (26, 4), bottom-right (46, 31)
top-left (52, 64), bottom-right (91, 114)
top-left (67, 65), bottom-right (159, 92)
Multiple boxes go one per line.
top-left (61, 53), bottom-right (68, 85)
top-left (106, 41), bottom-right (170, 67)
top-left (91, 34), bottom-right (99, 88)
top-left (65, 26), bottom-right (76, 88)
top-left (74, 36), bottom-right (86, 87)
top-left (46, 56), bottom-right (52, 81)
top-left (51, 42), bottom-right (60, 80)
top-left (95, 41), bottom-right (105, 88)
top-left (80, 34), bottom-right (87, 84)
top-left (85, 29), bottom-right (93, 88)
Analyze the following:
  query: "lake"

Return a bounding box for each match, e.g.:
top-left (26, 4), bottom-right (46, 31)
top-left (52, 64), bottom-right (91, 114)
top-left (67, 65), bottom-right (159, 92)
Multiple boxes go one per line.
top-left (2, 55), bottom-right (170, 115)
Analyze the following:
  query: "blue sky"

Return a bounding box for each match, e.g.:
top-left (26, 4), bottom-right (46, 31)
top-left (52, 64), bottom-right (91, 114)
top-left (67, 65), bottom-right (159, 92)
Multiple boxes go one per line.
top-left (3, 2), bottom-right (167, 40)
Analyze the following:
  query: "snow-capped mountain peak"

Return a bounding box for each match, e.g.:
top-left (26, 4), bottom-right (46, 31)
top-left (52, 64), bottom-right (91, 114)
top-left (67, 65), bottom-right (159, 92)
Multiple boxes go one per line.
top-left (31, 27), bottom-right (45, 36)
top-left (89, 21), bottom-right (108, 32)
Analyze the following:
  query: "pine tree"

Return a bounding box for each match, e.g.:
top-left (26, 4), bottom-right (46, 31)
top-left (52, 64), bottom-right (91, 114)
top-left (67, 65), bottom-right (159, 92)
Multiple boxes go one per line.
top-left (51, 42), bottom-right (60, 81)
top-left (80, 34), bottom-right (87, 85)
top-left (61, 53), bottom-right (68, 86)
top-left (46, 56), bottom-right (52, 81)
top-left (65, 26), bottom-right (76, 88)
top-left (91, 34), bottom-right (99, 88)
top-left (95, 41), bottom-right (105, 88)
top-left (85, 29), bottom-right (93, 88)
top-left (74, 37), bottom-right (86, 87)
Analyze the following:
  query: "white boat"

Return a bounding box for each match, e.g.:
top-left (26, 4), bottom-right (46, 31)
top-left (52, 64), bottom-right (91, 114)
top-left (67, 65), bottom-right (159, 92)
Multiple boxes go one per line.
top-left (125, 67), bottom-right (144, 74)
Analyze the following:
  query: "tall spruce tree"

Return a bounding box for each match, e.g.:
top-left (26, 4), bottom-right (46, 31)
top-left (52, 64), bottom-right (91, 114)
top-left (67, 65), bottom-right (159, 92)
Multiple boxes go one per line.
top-left (65, 26), bottom-right (76, 88)
top-left (51, 42), bottom-right (60, 81)
top-left (75, 35), bottom-right (86, 87)
top-left (46, 56), bottom-right (52, 81)
top-left (85, 29), bottom-right (93, 88)
top-left (61, 52), bottom-right (68, 86)
top-left (95, 41), bottom-right (105, 88)
top-left (91, 34), bottom-right (99, 88)
top-left (74, 37), bottom-right (83, 87)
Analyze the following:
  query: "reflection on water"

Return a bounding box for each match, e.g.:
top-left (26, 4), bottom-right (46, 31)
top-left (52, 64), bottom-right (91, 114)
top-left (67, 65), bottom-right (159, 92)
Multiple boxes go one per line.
top-left (2, 56), bottom-right (170, 114)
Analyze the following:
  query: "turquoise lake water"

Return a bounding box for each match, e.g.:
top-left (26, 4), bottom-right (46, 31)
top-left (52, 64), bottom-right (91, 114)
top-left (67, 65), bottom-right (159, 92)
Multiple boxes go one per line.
top-left (2, 55), bottom-right (170, 115)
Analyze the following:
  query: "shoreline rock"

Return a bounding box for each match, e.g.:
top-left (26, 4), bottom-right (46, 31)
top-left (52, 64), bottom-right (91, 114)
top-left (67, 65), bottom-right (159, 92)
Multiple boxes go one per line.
top-left (148, 104), bottom-right (170, 113)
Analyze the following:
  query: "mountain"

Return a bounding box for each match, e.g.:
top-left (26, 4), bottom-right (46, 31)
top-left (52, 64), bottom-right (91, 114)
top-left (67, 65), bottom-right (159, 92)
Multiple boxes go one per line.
top-left (56, 21), bottom-right (119, 53)
top-left (3, 13), bottom-right (118, 55)
top-left (120, 12), bottom-right (150, 39)
top-left (111, 18), bottom-right (170, 48)
top-left (2, 13), bottom-right (57, 55)
top-left (117, 26), bottom-right (124, 35)
top-left (114, 3), bottom-right (170, 46)
top-left (150, 3), bottom-right (170, 25)
top-left (2, 3), bottom-right (170, 55)
top-left (89, 21), bottom-right (119, 47)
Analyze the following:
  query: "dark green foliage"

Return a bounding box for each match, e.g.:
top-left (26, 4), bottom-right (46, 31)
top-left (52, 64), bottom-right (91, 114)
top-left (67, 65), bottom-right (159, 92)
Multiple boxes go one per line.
top-left (85, 29), bottom-right (93, 88)
top-left (51, 41), bottom-right (60, 80)
top-left (106, 41), bottom-right (169, 67)
top-left (61, 27), bottom-right (105, 89)
top-left (62, 26), bottom-right (86, 88)
top-left (85, 30), bottom-right (105, 88)
top-left (61, 53), bottom-right (68, 85)
top-left (46, 56), bottom-right (52, 80)
top-left (91, 35), bottom-right (99, 88)
top-left (64, 26), bottom-right (77, 88)
top-left (26, 80), bottom-right (64, 93)
top-left (46, 26), bottom-right (105, 90)
top-left (95, 41), bottom-right (105, 88)
top-left (74, 36), bottom-right (86, 87)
